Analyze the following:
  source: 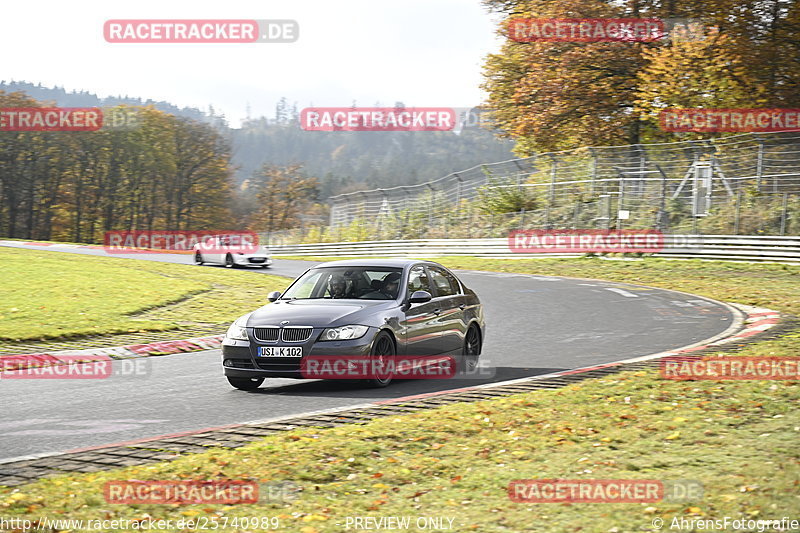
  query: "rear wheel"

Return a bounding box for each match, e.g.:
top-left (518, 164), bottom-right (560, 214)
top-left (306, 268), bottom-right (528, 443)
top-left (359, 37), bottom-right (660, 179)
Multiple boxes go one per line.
top-left (194, 252), bottom-right (204, 265)
top-left (461, 325), bottom-right (481, 374)
top-left (227, 376), bottom-right (264, 390)
top-left (363, 331), bottom-right (395, 388)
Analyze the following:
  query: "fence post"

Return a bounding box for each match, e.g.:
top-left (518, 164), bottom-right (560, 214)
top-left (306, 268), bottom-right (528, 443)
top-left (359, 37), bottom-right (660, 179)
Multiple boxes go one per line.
top-left (589, 148), bottom-right (597, 195)
top-left (427, 184), bottom-right (435, 228)
top-left (733, 190), bottom-right (741, 235)
top-left (455, 174), bottom-right (462, 215)
top-left (637, 144), bottom-right (646, 196)
top-left (657, 164), bottom-right (667, 231)
top-left (546, 155), bottom-right (557, 228)
top-left (573, 201), bottom-right (580, 229)
top-left (617, 176), bottom-right (625, 231)
top-left (780, 193), bottom-right (789, 236)
top-left (520, 208), bottom-right (526, 229)
top-left (756, 137), bottom-right (764, 191)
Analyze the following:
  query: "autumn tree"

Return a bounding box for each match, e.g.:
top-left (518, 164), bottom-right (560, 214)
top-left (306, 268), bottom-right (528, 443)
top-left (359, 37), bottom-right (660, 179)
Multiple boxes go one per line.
top-left (482, 0), bottom-right (652, 155)
top-left (246, 164), bottom-right (319, 232)
top-left (634, 28), bottom-right (764, 140)
top-left (481, 0), bottom-right (800, 153)
top-left (0, 94), bottom-right (236, 241)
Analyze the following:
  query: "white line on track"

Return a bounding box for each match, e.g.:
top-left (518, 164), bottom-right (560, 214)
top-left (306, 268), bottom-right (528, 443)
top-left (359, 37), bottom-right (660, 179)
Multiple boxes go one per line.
top-left (605, 287), bottom-right (639, 298)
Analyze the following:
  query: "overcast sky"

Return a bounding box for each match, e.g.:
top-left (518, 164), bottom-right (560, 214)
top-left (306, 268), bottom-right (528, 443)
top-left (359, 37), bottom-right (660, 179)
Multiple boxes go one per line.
top-left (4, 1), bottom-right (505, 127)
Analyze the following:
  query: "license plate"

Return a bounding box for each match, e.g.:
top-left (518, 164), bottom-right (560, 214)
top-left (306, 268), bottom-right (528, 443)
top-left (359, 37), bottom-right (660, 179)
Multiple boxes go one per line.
top-left (259, 346), bottom-right (303, 357)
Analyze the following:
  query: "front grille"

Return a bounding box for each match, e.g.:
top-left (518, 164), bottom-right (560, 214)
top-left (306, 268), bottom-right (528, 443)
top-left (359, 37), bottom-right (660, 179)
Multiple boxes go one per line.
top-left (253, 327), bottom-right (279, 342)
top-left (252, 326), bottom-right (313, 343)
top-left (281, 327), bottom-right (313, 343)
top-left (248, 257), bottom-right (266, 263)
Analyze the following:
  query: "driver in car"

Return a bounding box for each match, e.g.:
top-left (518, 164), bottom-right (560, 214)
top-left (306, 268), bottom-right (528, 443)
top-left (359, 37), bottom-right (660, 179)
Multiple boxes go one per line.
top-left (381, 272), bottom-right (401, 298)
top-left (328, 274), bottom-right (348, 298)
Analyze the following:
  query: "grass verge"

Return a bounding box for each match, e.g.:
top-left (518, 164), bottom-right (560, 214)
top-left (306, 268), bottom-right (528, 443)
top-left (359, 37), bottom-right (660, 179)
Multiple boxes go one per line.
top-left (1, 257), bottom-right (798, 532)
top-left (0, 248), bottom-right (288, 341)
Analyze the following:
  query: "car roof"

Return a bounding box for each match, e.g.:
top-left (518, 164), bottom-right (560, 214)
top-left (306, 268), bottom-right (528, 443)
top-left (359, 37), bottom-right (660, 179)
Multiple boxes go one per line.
top-left (314, 258), bottom-right (443, 269)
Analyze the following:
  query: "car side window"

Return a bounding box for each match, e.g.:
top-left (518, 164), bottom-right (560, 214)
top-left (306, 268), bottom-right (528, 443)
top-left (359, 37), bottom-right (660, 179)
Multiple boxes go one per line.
top-left (407, 266), bottom-right (431, 298)
top-left (428, 266), bottom-right (459, 297)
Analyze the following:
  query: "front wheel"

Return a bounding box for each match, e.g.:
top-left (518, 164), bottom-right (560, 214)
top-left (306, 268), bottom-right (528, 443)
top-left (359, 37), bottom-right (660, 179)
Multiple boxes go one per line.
top-left (225, 254), bottom-right (235, 268)
top-left (363, 331), bottom-right (395, 388)
top-left (227, 376), bottom-right (264, 390)
top-left (461, 325), bottom-right (482, 374)
top-left (194, 252), bottom-right (204, 265)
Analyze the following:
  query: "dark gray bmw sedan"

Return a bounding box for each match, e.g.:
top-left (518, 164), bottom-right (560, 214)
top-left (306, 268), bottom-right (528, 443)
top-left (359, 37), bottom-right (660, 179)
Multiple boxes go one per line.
top-left (222, 259), bottom-right (484, 389)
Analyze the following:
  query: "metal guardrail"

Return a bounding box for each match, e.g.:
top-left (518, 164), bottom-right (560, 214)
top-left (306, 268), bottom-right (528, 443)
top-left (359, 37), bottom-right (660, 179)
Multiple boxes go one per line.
top-left (271, 235), bottom-right (800, 263)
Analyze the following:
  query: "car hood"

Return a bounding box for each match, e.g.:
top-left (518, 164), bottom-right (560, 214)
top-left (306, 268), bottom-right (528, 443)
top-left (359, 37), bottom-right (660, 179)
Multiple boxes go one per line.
top-left (245, 299), bottom-right (397, 328)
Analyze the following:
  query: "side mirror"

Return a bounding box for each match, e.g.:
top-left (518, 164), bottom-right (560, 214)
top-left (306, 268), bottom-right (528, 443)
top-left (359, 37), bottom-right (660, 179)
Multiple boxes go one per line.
top-left (408, 290), bottom-right (432, 304)
top-left (267, 291), bottom-right (282, 302)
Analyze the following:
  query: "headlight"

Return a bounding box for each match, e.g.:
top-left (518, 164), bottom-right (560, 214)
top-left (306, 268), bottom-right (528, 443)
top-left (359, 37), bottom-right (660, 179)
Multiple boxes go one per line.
top-left (320, 325), bottom-right (369, 341)
top-left (225, 313), bottom-right (252, 341)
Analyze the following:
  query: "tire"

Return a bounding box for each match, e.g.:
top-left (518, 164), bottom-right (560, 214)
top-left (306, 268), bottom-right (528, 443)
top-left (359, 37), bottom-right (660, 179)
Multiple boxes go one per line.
top-left (461, 324), bottom-right (482, 374)
top-left (194, 252), bottom-right (204, 265)
top-left (227, 376), bottom-right (264, 390)
top-left (225, 254), bottom-right (235, 268)
top-left (363, 331), bottom-right (395, 388)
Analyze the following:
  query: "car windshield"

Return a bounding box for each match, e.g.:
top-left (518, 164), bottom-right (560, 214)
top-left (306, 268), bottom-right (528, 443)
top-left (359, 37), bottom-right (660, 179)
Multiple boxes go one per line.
top-left (281, 267), bottom-right (403, 300)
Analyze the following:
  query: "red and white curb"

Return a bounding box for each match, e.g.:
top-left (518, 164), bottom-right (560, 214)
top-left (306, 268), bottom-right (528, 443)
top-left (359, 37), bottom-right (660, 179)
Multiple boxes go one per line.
top-left (0, 335), bottom-right (223, 372)
top-left (0, 240), bottom-right (191, 254)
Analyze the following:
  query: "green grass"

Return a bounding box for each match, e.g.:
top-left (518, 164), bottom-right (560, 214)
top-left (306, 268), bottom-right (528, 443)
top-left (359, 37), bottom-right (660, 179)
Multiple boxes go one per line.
top-left (0, 248), bottom-right (289, 341)
top-left (1, 257), bottom-right (798, 532)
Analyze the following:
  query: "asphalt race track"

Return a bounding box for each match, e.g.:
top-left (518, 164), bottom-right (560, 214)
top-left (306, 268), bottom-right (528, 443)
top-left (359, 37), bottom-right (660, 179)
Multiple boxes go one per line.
top-left (0, 242), bottom-right (735, 461)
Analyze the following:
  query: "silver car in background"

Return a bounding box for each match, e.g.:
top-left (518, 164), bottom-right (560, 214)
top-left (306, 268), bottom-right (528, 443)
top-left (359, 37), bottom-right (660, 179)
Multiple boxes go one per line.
top-left (193, 234), bottom-right (272, 268)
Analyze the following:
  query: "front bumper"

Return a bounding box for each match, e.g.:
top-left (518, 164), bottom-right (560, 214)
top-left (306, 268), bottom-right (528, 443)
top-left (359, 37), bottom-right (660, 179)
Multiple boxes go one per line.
top-left (232, 255), bottom-right (272, 266)
top-left (222, 327), bottom-right (377, 379)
